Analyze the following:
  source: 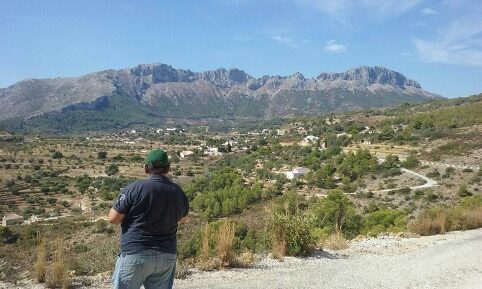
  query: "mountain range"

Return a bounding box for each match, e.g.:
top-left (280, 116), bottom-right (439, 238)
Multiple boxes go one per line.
top-left (0, 63), bottom-right (442, 132)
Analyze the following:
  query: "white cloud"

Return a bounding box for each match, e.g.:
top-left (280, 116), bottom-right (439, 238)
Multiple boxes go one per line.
top-left (324, 40), bottom-right (347, 53)
top-left (271, 35), bottom-right (294, 45)
top-left (414, 19), bottom-right (482, 67)
top-left (265, 29), bottom-right (305, 49)
top-left (294, 0), bottom-right (423, 23)
top-left (421, 7), bottom-right (438, 15)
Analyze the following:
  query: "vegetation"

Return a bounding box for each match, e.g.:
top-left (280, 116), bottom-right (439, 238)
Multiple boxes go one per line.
top-left (0, 93), bottom-right (481, 282)
top-left (409, 196), bottom-right (482, 235)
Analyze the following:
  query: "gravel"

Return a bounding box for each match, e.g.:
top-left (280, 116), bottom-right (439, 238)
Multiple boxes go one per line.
top-left (174, 229), bottom-right (482, 289)
top-left (1, 229), bottom-right (481, 289)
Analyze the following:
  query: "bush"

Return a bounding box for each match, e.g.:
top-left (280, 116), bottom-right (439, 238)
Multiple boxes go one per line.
top-left (426, 170), bottom-right (440, 179)
top-left (458, 185), bottom-right (472, 197)
top-left (47, 242), bottom-right (70, 289)
top-left (215, 219), bottom-right (235, 267)
top-left (268, 209), bottom-right (314, 257)
top-left (94, 219), bottom-right (114, 234)
top-left (409, 197), bottom-right (482, 235)
top-left (34, 240), bottom-right (47, 283)
top-left (323, 233), bottom-right (348, 250)
top-left (97, 151), bottom-right (107, 159)
top-left (363, 209), bottom-right (407, 236)
top-left (51, 151), bottom-right (64, 159)
top-left (402, 154), bottom-right (419, 169)
top-left (0, 226), bottom-right (18, 244)
top-left (310, 190), bottom-right (362, 239)
top-left (105, 163), bottom-right (119, 176)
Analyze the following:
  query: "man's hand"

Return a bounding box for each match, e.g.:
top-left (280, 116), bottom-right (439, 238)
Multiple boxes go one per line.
top-left (178, 216), bottom-right (189, 224)
top-left (108, 208), bottom-right (125, 225)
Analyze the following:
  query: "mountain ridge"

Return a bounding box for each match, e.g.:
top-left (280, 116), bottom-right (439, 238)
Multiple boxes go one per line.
top-left (0, 63), bottom-right (443, 132)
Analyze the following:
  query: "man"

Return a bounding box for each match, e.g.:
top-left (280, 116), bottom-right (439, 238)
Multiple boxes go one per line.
top-left (108, 149), bottom-right (189, 289)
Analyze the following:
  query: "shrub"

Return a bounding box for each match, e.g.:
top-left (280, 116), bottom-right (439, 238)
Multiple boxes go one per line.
top-left (0, 226), bottom-right (18, 244)
top-left (105, 163), bottom-right (119, 176)
top-left (458, 185), bottom-right (472, 197)
top-left (363, 209), bottom-right (407, 236)
top-left (426, 170), bottom-right (440, 179)
top-left (97, 151), bottom-right (107, 159)
top-left (51, 151), bottom-right (64, 159)
top-left (310, 190), bottom-right (362, 238)
top-left (409, 197), bottom-right (482, 235)
top-left (408, 207), bottom-right (448, 236)
top-left (47, 242), bottom-right (70, 289)
top-left (34, 240), bottom-right (47, 283)
top-left (268, 211), bottom-right (314, 256)
top-left (200, 224), bottom-right (210, 261)
top-left (402, 154), bottom-right (419, 169)
top-left (323, 233), bottom-right (348, 250)
top-left (215, 219), bottom-right (235, 267)
top-left (72, 238), bottom-right (118, 275)
top-left (94, 219), bottom-right (113, 234)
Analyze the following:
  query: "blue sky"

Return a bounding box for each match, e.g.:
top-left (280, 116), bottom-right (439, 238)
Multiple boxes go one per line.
top-left (1, 0), bottom-right (481, 98)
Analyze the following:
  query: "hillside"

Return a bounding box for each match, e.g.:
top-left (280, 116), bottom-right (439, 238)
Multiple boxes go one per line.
top-left (0, 64), bottom-right (441, 133)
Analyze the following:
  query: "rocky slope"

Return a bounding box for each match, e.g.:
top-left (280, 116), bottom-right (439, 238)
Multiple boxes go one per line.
top-left (0, 64), bottom-right (442, 131)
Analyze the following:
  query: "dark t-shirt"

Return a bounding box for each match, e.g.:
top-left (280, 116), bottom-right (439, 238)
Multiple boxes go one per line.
top-left (112, 175), bottom-right (189, 255)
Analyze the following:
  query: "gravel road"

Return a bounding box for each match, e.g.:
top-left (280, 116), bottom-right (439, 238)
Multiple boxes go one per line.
top-left (2, 229), bottom-right (481, 289)
top-left (174, 229), bottom-right (482, 289)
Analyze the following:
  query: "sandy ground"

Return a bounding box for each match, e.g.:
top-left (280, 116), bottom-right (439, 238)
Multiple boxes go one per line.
top-left (2, 229), bottom-right (481, 289)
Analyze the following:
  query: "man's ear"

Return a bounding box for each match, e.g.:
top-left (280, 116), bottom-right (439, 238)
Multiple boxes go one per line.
top-left (144, 164), bottom-right (149, 174)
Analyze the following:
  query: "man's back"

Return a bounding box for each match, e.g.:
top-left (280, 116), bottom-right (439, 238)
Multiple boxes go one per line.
top-left (113, 175), bottom-right (189, 255)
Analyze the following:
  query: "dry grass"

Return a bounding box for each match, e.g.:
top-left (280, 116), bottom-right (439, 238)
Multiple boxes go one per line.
top-left (409, 205), bottom-right (482, 236)
top-left (47, 242), bottom-right (70, 289)
top-left (270, 238), bottom-right (286, 261)
top-left (200, 223), bottom-right (210, 261)
top-left (215, 219), bottom-right (235, 267)
top-left (34, 240), bottom-right (47, 283)
top-left (233, 251), bottom-right (255, 268)
top-left (450, 206), bottom-right (482, 230)
top-left (323, 232), bottom-right (348, 250)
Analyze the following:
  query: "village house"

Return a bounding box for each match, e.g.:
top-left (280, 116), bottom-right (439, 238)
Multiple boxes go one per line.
top-left (2, 213), bottom-right (24, 226)
top-left (204, 147), bottom-right (223, 156)
top-left (284, 167), bottom-right (310, 180)
top-left (302, 135), bottom-right (319, 145)
top-left (336, 132), bottom-right (353, 138)
top-left (180, 150), bottom-right (194, 158)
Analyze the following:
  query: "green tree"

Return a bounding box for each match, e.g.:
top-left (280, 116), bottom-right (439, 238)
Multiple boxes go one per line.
top-left (105, 163), bottom-right (119, 176)
top-left (97, 151), bottom-right (107, 159)
top-left (310, 190), bottom-right (362, 238)
top-left (402, 154), bottom-right (419, 169)
top-left (51, 151), bottom-right (64, 159)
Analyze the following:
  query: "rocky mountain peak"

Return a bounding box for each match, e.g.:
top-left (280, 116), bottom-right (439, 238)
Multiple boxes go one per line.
top-left (317, 66), bottom-right (421, 89)
top-left (0, 63), bottom-right (442, 124)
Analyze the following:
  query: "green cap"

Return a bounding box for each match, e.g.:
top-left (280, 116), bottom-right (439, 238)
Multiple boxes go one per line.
top-left (145, 149), bottom-right (170, 167)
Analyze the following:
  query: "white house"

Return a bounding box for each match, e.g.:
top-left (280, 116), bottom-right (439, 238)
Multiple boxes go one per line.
top-left (300, 135), bottom-right (319, 147)
top-left (2, 213), bottom-right (24, 226)
top-left (284, 167), bottom-right (310, 180)
top-left (180, 150), bottom-right (194, 158)
top-left (204, 147), bottom-right (222, 156)
top-left (304, 135), bottom-right (319, 142)
top-left (336, 132), bottom-right (352, 138)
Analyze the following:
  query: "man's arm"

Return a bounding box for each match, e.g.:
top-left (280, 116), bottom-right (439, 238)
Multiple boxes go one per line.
top-left (108, 208), bottom-right (125, 225)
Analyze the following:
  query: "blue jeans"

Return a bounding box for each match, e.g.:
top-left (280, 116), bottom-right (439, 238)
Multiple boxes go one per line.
top-left (112, 250), bottom-right (177, 289)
